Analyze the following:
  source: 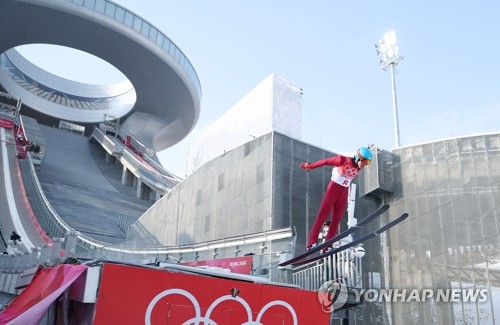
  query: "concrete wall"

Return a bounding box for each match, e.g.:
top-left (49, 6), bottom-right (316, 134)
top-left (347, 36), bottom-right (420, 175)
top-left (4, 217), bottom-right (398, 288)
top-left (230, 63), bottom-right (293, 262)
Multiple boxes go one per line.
top-left (132, 133), bottom-right (275, 246)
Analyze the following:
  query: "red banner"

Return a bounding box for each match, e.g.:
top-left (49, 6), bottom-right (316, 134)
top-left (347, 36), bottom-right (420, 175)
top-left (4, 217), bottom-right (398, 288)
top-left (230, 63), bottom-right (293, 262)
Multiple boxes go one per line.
top-left (0, 117), bottom-right (14, 129)
top-left (93, 263), bottom-right (329, 325)
top-left (0, 265), bottom-right (88, 324)
top-left (181, 256), bottom-right (253, 274)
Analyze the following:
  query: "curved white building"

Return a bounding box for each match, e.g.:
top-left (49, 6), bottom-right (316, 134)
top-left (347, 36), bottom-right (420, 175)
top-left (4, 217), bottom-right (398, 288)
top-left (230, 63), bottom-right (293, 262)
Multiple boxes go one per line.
top-left (0, 0), bottom-right (201, 151)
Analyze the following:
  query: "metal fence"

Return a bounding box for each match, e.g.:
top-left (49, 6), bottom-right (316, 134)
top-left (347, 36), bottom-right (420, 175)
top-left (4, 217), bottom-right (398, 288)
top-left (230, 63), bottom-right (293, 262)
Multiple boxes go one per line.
top-left (292, 247), bottom-right (363, 291)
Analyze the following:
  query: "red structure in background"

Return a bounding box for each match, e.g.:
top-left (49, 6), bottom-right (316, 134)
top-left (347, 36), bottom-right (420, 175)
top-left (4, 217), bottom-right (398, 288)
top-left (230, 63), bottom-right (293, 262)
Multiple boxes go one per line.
top-left (0, 262), bottom-right (330, 323)
top-left (122, 134), bottom-right (143, 158)
top-left (0, 117), bottom-right (14, 129)
top-left (11, 117), bottom-right (27, 159)
top-left (0, 264), bottom-right (88, 324)
top-left (125, 135), bottom-right (131, 146)
top-left (93, 263), bottom-right (330, 325)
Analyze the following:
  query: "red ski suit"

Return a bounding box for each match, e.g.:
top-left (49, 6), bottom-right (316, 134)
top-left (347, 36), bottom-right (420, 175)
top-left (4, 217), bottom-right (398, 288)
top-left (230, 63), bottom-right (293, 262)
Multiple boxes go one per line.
top-left (306, 155), bottom-right (360, 248)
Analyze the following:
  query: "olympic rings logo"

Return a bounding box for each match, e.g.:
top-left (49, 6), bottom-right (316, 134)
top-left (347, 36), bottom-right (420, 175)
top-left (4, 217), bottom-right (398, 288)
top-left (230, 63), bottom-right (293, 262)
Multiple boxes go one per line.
top-left (145, 288), bottom-right (298, 324)
top-left (341, 165), bottom-right (358, 178)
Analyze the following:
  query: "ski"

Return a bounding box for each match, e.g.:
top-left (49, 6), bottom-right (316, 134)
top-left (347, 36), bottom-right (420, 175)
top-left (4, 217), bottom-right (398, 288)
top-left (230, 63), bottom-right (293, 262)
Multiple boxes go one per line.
top-left (278, 203), bottom-right (390, 267)
top-left (291, 212), bottom-right (409, 266)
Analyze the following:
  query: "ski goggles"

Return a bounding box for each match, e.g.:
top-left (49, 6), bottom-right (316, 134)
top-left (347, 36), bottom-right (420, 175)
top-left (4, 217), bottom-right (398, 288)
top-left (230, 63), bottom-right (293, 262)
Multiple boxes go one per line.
top-left (360, 158), bottom-right (371, 166)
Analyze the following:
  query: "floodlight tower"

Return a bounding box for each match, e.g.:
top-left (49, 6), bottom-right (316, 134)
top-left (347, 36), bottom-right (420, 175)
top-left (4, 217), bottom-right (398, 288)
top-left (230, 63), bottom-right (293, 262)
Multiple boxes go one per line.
top-left (375, 30), bottom-right (404, 147)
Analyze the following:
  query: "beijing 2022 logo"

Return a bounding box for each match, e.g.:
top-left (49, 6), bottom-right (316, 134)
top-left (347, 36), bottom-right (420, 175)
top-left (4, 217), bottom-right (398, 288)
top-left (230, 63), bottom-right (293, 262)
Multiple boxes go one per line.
top-left (317, 278), bottom-right (348, 312)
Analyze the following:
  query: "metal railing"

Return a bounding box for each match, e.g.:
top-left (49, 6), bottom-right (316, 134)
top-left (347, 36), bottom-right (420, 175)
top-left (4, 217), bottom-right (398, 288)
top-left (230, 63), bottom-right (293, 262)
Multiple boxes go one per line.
top-left (62, 0), bottom-right (201, 99)
top-left (0, 239), bottom-right (65, 275)
top-left (292, 247), bottom-right (363, 291)
top-left (19, 158), bottom-right (72, 240)
top-left (116, 128), bottom-right (182, 180)
top-left (91, 125), bottom-right (124, 156)
top-left (90, 127), bottom-right (181, 192)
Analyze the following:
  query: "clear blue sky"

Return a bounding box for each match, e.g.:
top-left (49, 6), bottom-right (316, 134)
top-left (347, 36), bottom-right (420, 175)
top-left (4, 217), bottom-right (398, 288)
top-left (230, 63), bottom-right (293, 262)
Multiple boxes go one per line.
top-left (18, 1), bottom-right (500, 176)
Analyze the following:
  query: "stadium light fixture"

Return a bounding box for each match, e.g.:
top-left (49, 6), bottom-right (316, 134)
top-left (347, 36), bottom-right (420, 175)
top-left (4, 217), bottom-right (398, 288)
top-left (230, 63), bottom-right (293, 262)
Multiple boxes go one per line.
top-left (375, 30), bottom-right (404, 147)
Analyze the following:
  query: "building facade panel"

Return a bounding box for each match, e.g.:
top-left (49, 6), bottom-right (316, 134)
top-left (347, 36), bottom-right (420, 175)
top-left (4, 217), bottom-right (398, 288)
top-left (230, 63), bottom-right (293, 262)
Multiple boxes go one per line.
top-left (387, 133), bottom-right (500, 324)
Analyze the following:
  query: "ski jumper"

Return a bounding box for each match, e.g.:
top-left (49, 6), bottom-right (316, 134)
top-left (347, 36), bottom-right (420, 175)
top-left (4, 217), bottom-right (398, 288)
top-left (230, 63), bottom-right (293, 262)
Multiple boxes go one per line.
top-left (306, 155), bottom-right (360, 248)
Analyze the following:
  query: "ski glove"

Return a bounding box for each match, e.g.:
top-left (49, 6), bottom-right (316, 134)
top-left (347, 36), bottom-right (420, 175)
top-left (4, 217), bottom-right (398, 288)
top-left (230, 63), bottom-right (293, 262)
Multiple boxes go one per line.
top-left (300, 162), bottom-right (312, 171)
